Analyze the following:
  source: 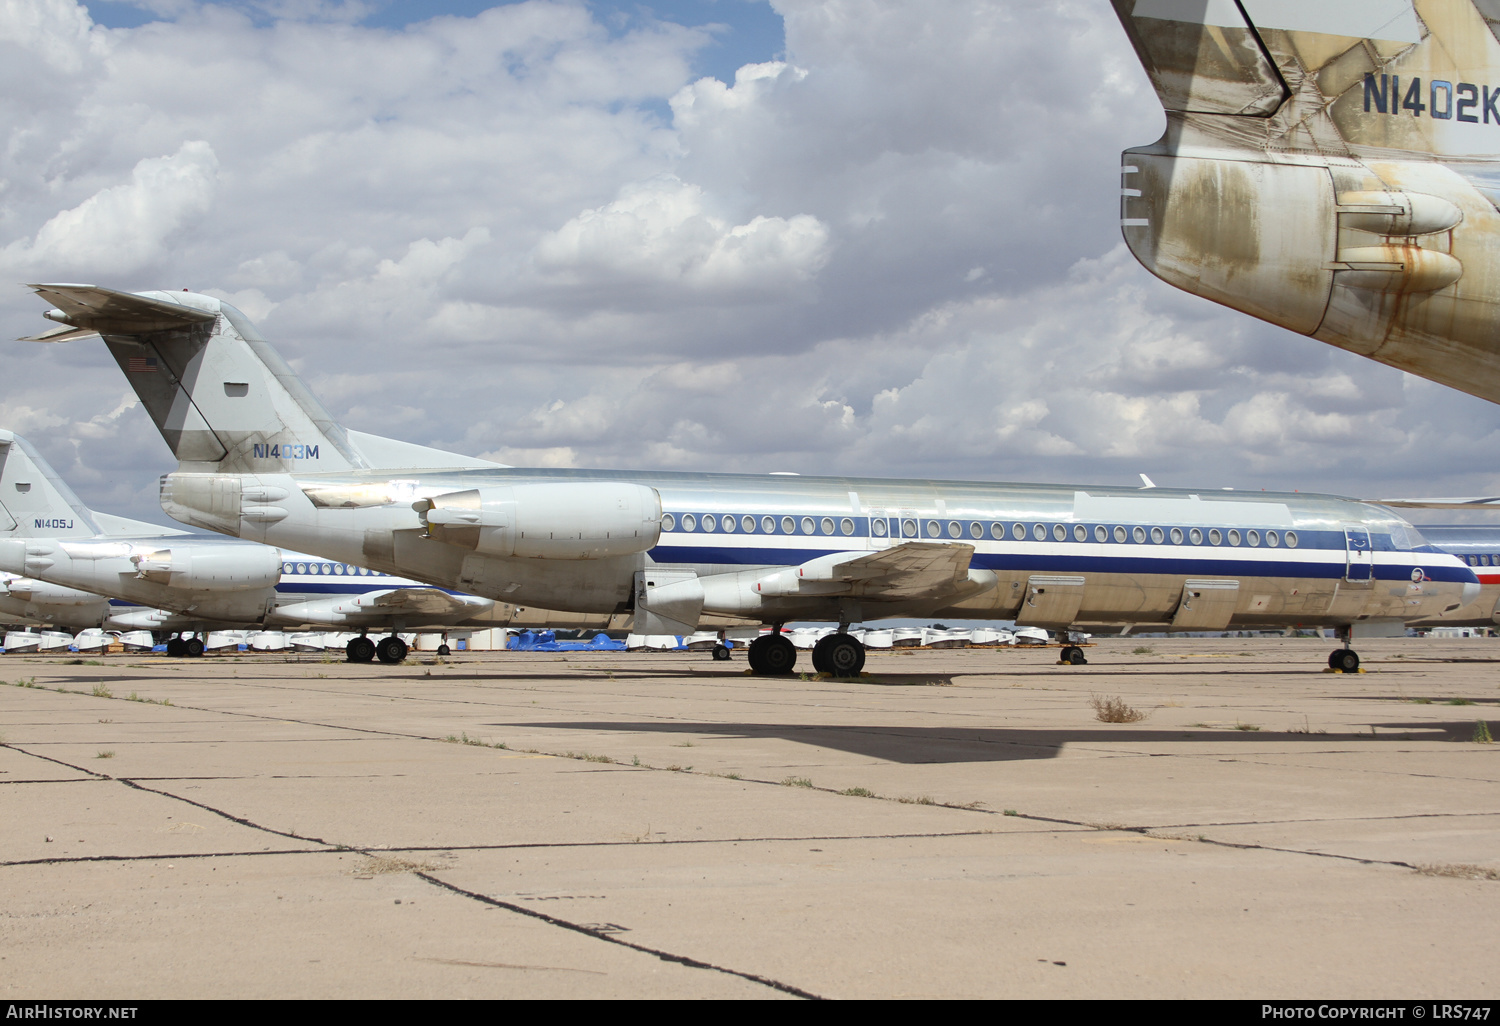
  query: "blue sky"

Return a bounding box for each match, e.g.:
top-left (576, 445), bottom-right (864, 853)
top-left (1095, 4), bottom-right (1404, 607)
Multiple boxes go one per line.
top-left (5, 1), bottom-right (1500, 527)
top-left (84, 0), bottom-right (786, 85)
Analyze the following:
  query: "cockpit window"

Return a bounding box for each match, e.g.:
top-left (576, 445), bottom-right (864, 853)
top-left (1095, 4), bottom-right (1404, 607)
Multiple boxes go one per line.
top-left (1388, 523), bottom-right (1428, 551)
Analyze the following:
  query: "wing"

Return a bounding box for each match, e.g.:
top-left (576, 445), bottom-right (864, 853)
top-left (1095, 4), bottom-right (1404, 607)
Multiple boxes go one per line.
top-left (339, 587), bottom-right (490, 616)
top-left (759, 541), bottom-right (977, 600)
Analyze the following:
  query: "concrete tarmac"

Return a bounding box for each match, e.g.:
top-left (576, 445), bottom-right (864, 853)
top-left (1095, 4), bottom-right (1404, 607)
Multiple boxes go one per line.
top-left (1, 637), bottom-right (1496, 999)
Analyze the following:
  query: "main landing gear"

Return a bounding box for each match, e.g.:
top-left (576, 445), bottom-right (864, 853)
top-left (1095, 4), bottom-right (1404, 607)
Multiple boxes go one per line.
top-left (164, 635), bottom-right (204, 657)
top-left (747, 631), bottom-right (798, 675)
top-left (747, 627), bottom-right (867, 677)
top-left (345, 635), bottom-right (409, 664)
top-left (812, 632), bottom-right (865, 676)
top-left (1055, 630), bottom-right (1087, 665)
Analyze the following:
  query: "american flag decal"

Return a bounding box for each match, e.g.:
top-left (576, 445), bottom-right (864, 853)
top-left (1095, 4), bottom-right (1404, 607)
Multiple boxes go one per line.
top-left (128, 356), bottom-right (158, 373)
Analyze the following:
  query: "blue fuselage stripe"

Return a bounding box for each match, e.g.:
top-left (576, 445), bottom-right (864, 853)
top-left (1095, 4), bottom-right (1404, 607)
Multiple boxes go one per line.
top-left (648, 544), bottom-right (1471, 583)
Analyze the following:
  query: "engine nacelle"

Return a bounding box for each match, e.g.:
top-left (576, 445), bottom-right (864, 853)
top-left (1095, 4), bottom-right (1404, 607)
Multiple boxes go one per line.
top-left (416, 482), bottom-right (661, 560)
top-left (131, 544), bottom-right (283, 591)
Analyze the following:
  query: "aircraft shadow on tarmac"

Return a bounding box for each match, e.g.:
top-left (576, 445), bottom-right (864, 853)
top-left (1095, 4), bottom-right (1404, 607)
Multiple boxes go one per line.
top-left (492, 720), bottom-right (1485, 764)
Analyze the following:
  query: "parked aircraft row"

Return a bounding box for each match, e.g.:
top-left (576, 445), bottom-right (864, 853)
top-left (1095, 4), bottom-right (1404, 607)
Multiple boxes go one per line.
top-left (0, 429), bottom-right (633, 661)
top-left (6, 283), bottom-right (1485, 675)
top-left (9, 5), bottom-right (1500, 673)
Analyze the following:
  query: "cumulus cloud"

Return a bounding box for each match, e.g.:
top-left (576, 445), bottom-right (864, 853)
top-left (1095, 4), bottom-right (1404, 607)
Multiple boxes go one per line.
top-left (0, 0), bottom-right (1496, 530)
top-left (1, 141), bottom-right (219, 276)
top-left (533, 174), bottom-right (829, 296)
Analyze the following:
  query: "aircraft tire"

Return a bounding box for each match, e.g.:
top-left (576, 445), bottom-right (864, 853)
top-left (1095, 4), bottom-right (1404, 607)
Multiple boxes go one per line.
top-left (346, 637), bottom-right (376, 663)
top-left (1331, 649), bottom-right (1360, 672)
top-left (184, 637), bottom-right (205, 658)
top-left (711, 644), bottom-right (731, 661)
top-left (376, 636), bottom-right (409, 664)
top-left (813, 633), bottom-right (865, 677)
top-left (1066, 647), bottom-right (1088, 666)
top-left (748, 635), bottom-right (797, 675)
top-left (437, 644), bottom-right (451, 656)
top-left (165, 637), bottom-right (185, 658)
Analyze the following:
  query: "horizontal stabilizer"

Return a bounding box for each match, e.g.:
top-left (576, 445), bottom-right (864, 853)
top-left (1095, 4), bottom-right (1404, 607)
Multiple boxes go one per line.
top-left (1370, 496), bottom-right (1500, 510)
top-left (19, 324), bottom-right (101, 344)
top-left (26, 283), bottom-right (217, 336)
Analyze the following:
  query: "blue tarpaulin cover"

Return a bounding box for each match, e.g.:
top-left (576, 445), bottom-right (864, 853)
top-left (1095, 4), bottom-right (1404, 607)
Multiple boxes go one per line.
top-left (508, 631), bottom-right (627, 652)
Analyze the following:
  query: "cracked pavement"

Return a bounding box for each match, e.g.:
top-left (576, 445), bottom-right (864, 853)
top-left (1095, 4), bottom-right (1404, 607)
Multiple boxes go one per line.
top-left (1, 637), bottom-right (1497, 998)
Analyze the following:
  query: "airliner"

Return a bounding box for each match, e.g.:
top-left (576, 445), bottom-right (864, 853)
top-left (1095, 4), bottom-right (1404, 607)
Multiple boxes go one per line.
top-left (1408, 525), bottom-right (1500, 627)
top-left (0, 427), bottom-right (629, 661)
top-left (1113, 0), bottom-right (1500, 404)
top-left (19, 285), bottom-right (1480, 674)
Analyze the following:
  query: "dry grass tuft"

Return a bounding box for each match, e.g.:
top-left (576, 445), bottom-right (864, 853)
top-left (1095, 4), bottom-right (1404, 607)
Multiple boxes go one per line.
top-left (1090, 694), bottom-right (1147, 723)
top-left (1414, 863), bottom-right (1500, 882)
top-left (353, 854), bottom-right (440, 877)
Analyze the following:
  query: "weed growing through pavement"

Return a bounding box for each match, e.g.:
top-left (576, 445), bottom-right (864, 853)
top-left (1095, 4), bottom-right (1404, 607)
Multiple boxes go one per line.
top-left (90, 684), bottom-right (113, 699)
top-left (1448, 698), bottom-right (1476, 706)
top-left (563, 751), bottom-right (614, 764)
top-left (443, 733), bottom-right (507, 749)
top-left (782, 776), bottom-right (814, 788)
top-left (839, 787), bottom-right (877, 798)
top-left (96, 750), bottom-right (114, 759)
top-left (1234, 722), bottom-right (1262, 732)
top-left (897, 795), bottom-right (936, 806)
top-left (1132, 646), bottom-right (1154, 655)
top-left (1414, 863), bottom-right (1500, 882)
top-left (1003, 809), bottom-right (1019, 816)
top-left (1474, 721), bottom-right (1494, 744)
top-left (1090, 694), bottom-right (1147, 723)
top-left (352, 854), bottom-right (440, 877)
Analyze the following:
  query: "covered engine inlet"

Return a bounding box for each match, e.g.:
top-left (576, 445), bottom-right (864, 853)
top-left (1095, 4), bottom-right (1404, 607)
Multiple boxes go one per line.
top-left (416, 482), bottom-right (662, 560)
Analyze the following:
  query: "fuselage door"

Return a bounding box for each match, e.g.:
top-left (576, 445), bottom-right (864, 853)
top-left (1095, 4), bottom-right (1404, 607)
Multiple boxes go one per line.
top-left (1015, 575), bottom-right (1086, 629)
top-left (1344, 526), bottom-right (1374, 583)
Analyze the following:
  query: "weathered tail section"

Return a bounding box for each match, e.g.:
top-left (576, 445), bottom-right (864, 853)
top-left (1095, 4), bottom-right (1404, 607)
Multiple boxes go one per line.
top-left (1112, 0), bottom-right (1500, 404)
top-left (0, 430), bottom-right (104, 539)
top-left (23, 285), bottom-right (499, 477)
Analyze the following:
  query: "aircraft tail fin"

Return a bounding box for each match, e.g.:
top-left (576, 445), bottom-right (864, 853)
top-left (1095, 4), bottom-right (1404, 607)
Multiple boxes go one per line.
top-left (0, 431), bottom-right (102, 538)
top-left (23, 284), bottom-right (499, 477)
top-left (1113, 0), bottom-right (1498, 158)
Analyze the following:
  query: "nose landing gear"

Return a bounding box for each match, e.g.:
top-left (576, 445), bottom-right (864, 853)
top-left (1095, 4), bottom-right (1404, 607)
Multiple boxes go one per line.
top-left (1328, 626), bottom-right (1361, 673)
top-left (1328, 648), bottom-right (1360, 672)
